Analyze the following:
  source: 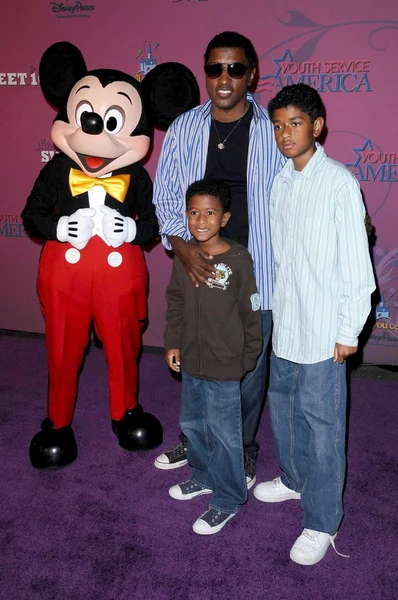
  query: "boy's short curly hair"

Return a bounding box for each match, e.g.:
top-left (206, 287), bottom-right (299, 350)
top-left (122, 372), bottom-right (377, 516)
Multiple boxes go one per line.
top-left (268, 83), bottom-right (325, 123)
top-left (186, 179), bottom-right (232, 213)
top-left (204, 31), bottom-right (257, 69)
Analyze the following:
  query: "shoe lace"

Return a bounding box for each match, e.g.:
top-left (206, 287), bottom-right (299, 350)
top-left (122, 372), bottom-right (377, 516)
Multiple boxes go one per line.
top-left (245, 455), bottom-right (254, 468)
top-left (170, 443), bottom-right (186, 458)
top-left (181, 480), bottom-right (195, 490)
top-left (245, 455), bottom-right (256, 478)
top-left (200, 509), bottom-right (224, 524)
top-left (303, 529), bottom-right (350, 559)
top-left (330, 536), bottom-right (350, 559)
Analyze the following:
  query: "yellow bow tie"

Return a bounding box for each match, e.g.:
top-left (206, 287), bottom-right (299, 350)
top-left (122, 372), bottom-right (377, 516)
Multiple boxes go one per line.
top-left (69, 168), bottom-right (131, 203)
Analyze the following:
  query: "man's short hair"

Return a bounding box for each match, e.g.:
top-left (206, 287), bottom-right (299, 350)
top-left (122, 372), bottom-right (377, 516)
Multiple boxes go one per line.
top-left (204, 31), bottom-right (257, 69)
top-left (186, 179), bottom-right (232, 213)
top-left (268, 83), bottom-right (325, 123)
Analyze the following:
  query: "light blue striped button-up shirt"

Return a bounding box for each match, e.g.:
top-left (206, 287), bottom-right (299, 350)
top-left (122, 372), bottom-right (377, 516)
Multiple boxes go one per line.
top-left (270, 143), bottom-right (376, 364)
top-left (153, 93), bottom-right (285, 310)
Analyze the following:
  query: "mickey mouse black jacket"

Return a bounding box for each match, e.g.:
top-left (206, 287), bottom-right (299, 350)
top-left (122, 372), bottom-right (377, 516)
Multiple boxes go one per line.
top-left (22, 153), bottom-right (159, 247)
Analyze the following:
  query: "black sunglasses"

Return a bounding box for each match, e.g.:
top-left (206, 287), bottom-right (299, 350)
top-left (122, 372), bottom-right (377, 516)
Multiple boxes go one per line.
top-left (204, 62), bottom-right (250, 80)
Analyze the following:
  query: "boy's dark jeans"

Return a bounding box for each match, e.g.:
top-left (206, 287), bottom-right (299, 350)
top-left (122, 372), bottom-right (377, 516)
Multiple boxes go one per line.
top-left (179, 310), bottom-right (272, 462)
top-left (180, 370), bottom-right (247, 514)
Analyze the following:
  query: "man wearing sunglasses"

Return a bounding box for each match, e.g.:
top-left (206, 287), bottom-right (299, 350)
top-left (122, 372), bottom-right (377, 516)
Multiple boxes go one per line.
top-left (153, 31), bottom-right (285, 488)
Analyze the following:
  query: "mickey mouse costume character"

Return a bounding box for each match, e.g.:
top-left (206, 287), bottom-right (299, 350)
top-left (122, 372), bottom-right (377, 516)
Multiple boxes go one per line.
top-left (22, 42), bottom-right (199, 469)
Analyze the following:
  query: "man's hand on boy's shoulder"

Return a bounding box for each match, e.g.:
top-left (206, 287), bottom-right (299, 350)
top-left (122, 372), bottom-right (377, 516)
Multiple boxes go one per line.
top-left (165, 348), bottom-right (181, 372)
top-left (169, 236), bottom-right (215, 288)
top-left (333, 343), bottom-right (357, 364)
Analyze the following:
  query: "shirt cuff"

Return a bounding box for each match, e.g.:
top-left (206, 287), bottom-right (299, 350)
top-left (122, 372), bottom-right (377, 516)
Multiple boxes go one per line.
top-left (163, 336), bottom-right (181, 349)
top-left (336, 331), bottom-right (359, 347)
top-left (159, 220), bottom-right (188, 250)
top-left (244, 357), bottom-right (257, 373)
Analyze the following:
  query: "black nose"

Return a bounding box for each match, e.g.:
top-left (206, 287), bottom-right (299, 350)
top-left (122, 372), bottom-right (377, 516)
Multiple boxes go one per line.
top-left (81, 112), bottom-right (103, 135)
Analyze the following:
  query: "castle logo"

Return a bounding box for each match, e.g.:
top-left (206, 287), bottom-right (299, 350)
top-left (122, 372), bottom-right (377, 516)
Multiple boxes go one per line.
top-left (375, 294), bottom-right (391, 321)
top-left (134, 41), bottom-right (159, 82)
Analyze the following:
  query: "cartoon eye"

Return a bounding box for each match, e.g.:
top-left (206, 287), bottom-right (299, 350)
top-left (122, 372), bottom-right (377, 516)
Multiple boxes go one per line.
top-left (76, 102), bottom-right (93, 126)
top-left (104, 107), bottom-right (125, 134)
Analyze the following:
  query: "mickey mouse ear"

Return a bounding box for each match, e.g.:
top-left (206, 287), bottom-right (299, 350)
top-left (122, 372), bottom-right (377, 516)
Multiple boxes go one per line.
top-left (39, 42), bottom-right (87, 108)
top-left (141, 62), bottom-right (200, 130)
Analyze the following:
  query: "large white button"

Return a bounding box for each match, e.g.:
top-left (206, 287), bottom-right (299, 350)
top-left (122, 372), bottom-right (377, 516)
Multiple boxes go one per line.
top-left (65, 248), bottom-right (81, 264)
top-left (108, 251), bottom-right (123, 268)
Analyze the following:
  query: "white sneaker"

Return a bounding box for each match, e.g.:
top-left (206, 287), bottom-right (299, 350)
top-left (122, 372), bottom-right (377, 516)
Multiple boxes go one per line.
top-left (253, 477), bottom-right (301, 503)
top-left (192, 508), bottom-right (235, 535)
top-left (168, 479), bottom-right (212, 501)
top-left (290, 529), bottom-right (335, 565)
top-left (290, 529), bottom-right (349, 565)
top-left (154, 442), bottom-right (188, 470)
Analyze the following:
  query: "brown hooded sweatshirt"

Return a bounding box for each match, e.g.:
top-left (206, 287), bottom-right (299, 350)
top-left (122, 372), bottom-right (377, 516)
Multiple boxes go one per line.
top-left (164, 239), bottom-right (262, 381)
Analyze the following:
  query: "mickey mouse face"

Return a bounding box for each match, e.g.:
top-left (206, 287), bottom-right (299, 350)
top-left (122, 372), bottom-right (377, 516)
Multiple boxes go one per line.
top-left (39, 41), bottom-right (199, 177)
top-left (52, 75), bottom-right (150, 177)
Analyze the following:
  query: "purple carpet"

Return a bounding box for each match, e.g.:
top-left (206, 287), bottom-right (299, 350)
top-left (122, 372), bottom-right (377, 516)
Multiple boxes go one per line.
top-left (0, 335), bottom-right (397, 600)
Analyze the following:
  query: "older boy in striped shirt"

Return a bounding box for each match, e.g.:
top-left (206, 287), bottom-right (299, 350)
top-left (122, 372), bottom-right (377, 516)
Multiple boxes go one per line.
top-left (254, 84), bottom-right (375, 565)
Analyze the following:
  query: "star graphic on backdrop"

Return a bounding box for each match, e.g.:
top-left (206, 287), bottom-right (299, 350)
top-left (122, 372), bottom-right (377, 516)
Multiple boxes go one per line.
top-left (346, 139), bottom-right (373, 168)
top-left (260, 49), bottom-right (294, 81)
top-left (258, 49), bottom-right (295, 93)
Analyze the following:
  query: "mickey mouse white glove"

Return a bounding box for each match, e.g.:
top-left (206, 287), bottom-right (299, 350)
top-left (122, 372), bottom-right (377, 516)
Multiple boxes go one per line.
top-left (56, 208), bottom-right (96, 250)
top-left (100, 204), bottom-right (137, 248)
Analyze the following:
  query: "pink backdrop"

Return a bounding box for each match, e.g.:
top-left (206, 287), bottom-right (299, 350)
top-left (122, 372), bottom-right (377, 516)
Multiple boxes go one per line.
top-left (1, 0), bottom-right (397, 364)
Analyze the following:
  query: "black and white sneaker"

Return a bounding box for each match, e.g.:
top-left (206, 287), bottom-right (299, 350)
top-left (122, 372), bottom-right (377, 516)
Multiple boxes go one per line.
top-left (169, 479), bottom-right (212, 501)
top-left (154, 442), bottom-right (188, 470)
top-left (245, 455), bottom-right (257, 490)
top-left (193, 508), bottom-right (236, 535)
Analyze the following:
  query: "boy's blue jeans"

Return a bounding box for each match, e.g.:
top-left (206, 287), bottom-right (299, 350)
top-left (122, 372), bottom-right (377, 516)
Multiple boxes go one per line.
top-left (179, 310), bottom-right (272, 461)
top-left (180, 370), bottom-right (247, 514)
top-left (268, 352), bottom-right (347, 534)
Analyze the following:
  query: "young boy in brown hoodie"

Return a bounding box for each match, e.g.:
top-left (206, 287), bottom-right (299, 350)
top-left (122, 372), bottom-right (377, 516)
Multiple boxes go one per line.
top-left (164, 178), bottom-right (262, 535)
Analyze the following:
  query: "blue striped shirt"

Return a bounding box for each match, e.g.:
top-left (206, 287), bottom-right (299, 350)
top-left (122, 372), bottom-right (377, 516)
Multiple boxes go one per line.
top-left (153, 93), bottom-right (285, 310)
top-left (270, 143), bottom-right (376, 364)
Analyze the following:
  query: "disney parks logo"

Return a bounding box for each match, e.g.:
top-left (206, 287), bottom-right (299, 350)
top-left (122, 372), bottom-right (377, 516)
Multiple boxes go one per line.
top-left (49, 0), bottom-right (95, 18)
top-left (346, 140), bottom-right (398, 182)
top-left (260, 49), bottom-right (372, 93)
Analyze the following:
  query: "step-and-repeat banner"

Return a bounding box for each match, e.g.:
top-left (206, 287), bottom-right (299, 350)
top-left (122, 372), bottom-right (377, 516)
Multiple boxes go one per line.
top-left (1, 0), bottom-right (397, 363)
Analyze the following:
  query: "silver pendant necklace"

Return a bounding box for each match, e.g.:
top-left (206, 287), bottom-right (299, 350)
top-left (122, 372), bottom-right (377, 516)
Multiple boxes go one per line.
top-left (211, 114), bottom-right (245, 150)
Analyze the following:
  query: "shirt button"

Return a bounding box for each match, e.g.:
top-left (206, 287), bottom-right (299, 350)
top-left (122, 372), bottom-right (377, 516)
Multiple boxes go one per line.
top-left (65, 248), bottom-right (80, 264)
top-left (108, 251), bottom-right (123, 268)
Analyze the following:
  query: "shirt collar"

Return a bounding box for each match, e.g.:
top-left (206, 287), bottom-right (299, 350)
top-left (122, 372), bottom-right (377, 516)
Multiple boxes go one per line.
top-left (279, 142), bottom-right (327, 182)
top-left (199, 92), bottom-right (262, 122)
